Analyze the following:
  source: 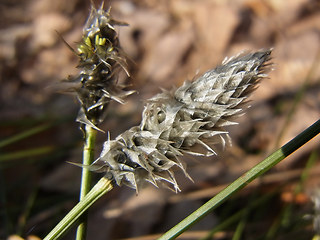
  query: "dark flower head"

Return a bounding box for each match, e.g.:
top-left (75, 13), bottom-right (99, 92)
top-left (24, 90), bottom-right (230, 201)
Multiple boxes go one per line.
top-left (64, 3), bottom-right (133, 131)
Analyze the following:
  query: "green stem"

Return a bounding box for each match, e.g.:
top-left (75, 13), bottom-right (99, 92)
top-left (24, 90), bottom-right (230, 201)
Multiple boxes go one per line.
top-left (76, 125), bottom-right (97, 240)
top-left (0, 123), bottom-right (51, 148)
top-left (43, 177), bottom-right (113, 240)
top-left (158, 119), bottom-right (320, 240)
top-left (200, 190), bottom-right (276, 240)
top-left (0, 146), bottom-right (54, 162)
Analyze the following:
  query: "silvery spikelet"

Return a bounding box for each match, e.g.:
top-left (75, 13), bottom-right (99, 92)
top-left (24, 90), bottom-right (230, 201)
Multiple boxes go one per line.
top-left (64, 3), bottom-right (133, 130)
top-left (91, 49), bottom-right (272, 192)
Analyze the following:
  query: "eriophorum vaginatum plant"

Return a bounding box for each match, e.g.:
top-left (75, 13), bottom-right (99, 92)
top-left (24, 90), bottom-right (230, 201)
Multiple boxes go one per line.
top-left (89, 49), bottom-right (272, 192)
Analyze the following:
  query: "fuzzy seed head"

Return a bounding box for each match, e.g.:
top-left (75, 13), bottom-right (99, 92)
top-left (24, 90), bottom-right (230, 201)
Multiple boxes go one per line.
top-left (91, 49), bottom-right (272, 192)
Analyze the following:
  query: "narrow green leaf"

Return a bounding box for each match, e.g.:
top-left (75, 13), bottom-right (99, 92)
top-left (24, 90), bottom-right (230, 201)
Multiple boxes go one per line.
top-left (158, 119), bottom-right (320, 240)
top-left (0, 124), bottom-right (51, 148)
top-left (43, 177), bottom-right (113, 240)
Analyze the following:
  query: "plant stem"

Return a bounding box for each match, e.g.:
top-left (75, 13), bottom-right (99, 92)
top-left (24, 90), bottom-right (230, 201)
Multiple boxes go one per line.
top-left (158, 119), bottom-right (320, 240)
top-left (43, 177), bottom-right (113, 240)
top-left (76, 125), bottom-right (97, 240)
top-left (0, 146), bottom-right (54, 162)
top-left (0, 123), bottom-right (51, 148)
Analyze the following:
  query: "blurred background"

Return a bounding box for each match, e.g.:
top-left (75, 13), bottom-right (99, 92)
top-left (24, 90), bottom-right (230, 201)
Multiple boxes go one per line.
top-left (1, 0), bottom-right (319, 239)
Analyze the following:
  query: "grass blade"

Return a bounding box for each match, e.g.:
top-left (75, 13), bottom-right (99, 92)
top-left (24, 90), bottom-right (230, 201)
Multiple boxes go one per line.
top-left (158, 119), bottom-right (320, 240)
